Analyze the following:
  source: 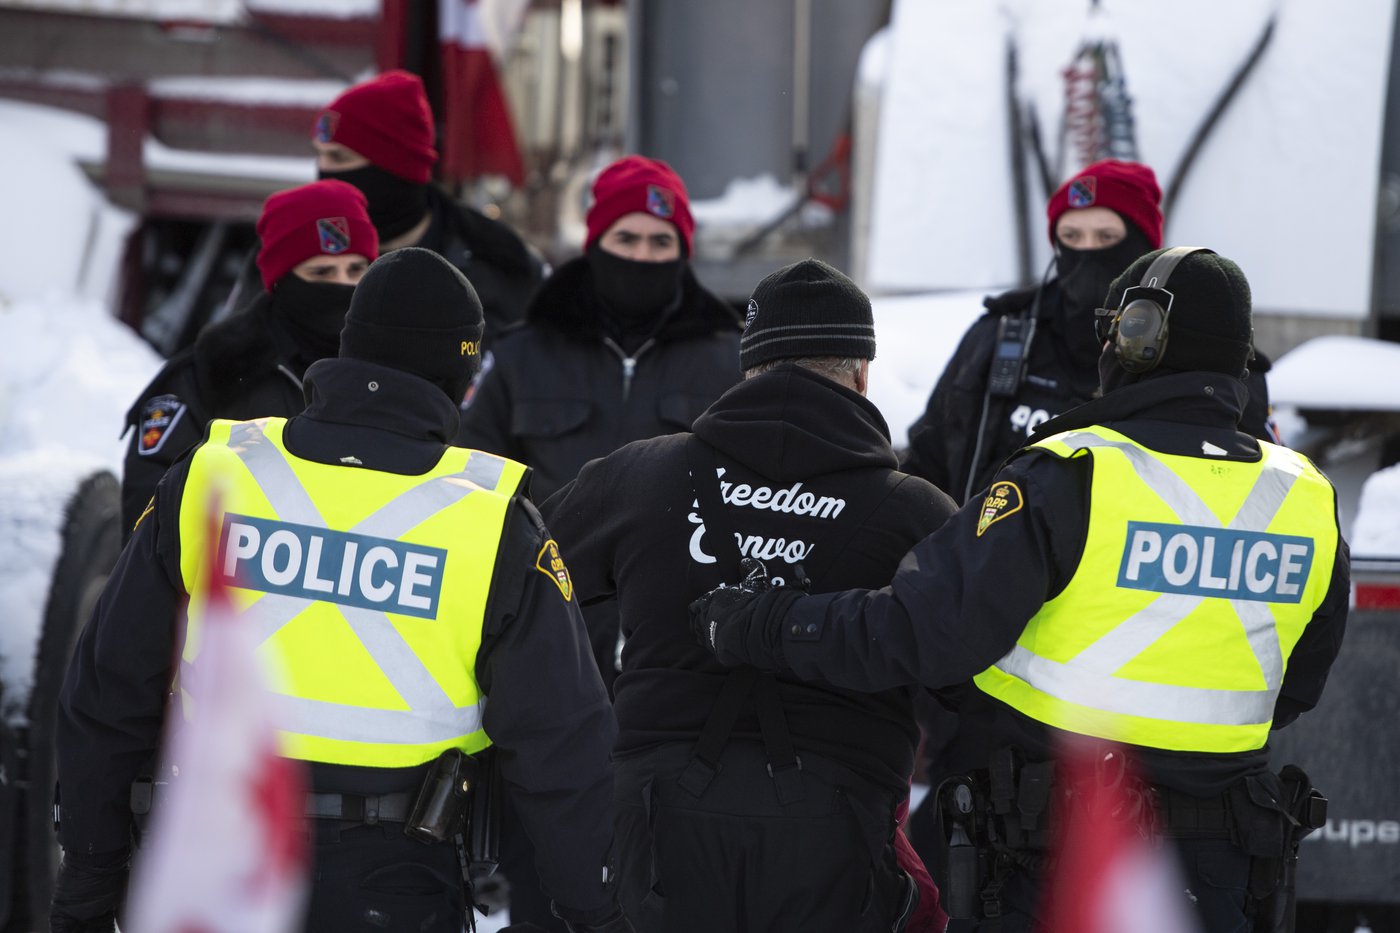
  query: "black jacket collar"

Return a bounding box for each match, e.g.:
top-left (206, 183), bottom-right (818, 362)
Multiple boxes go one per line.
top-left (1031, 371), bottom-right (1261, 460)
top-left (285, 360), bottom-right (461, 478)
top-left (519, 255), bottom-right (740, 344)
top-left (422, 185), bottom-right (539, 277)
top-left (692, 364), bottom-right (896, 483)
top-left (191, 294), bottom-right (301, 407)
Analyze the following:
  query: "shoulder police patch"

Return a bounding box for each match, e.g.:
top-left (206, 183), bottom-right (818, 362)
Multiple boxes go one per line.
top-left (536, 538), bottom-right (574, 601)
top-left (976, 481), bottom-right (1023, 537)
top-left (138, 394), bottom-right (187, 457)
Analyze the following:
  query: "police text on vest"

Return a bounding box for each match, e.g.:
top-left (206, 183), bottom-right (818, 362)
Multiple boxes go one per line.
top-left (219, 513), bottom-right (447, 619)
top-left (1117, 521), bottom-right (1314, 603)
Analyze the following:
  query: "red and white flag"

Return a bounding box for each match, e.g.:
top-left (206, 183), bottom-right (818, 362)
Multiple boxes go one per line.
top-left (124, 496), bottom-right (308, 933)
top-left (438, 0), bottom-right (529, 185)
top-left (1042, 738), bottom-right (1201, 933)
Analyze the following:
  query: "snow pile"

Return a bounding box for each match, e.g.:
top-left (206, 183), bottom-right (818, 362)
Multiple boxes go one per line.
top-left (1352, 464), bottom-right (1400, 559)
top-left (1266, 336), bottom-right (1400, 412)
top-left (0, 296), bottom-right (161, 723)
top-left (867, 290), bottom-right (989, 449)
top-left (0, 100), bottom-right (163, 721)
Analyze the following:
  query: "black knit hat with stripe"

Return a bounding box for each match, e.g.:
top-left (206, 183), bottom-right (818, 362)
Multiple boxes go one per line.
top-left (739, 258), bottom-right (876, 371)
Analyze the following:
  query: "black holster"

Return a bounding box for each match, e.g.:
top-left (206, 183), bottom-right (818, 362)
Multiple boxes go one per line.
top-left (1236, 765), bottom-right (1327, 933)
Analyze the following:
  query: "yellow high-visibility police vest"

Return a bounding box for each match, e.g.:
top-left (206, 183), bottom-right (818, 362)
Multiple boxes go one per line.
top-left (973, 425), bottom-right (1338, 753)
top-left (178, 417), bottom-right (528, 768)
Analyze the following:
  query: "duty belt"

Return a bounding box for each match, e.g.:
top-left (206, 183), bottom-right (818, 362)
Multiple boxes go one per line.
top-left (305, 791), bottom-right (414, 824)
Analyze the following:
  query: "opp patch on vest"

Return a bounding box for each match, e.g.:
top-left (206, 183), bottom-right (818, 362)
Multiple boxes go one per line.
top-left (1117, 521), bottom-right (1315, 603)
top-left (218, 513), bottom-right (447, 619)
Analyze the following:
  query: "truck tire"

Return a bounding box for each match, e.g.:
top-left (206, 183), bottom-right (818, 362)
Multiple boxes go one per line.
top-left (13, 471), bottom-right (122, 933)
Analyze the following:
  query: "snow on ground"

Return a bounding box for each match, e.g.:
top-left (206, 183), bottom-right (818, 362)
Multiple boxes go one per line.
top-left (0, 100), bottom-right (163, 722)
top-left (867, 290), bottom-right (990, 449)
top-left (1353, 464), bottom-right (1400, 558)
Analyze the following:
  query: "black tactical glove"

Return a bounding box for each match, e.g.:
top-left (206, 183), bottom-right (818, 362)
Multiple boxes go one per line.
top-left (50, 851), bottom-right (130, 933)
top-left (688, 558), bottom-right (803, 670)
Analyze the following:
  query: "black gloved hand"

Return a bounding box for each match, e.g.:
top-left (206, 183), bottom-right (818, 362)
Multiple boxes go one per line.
top-left (50, 851), bottom-right (129, 933)
top-left (689, 558), bottom-right (803, 669)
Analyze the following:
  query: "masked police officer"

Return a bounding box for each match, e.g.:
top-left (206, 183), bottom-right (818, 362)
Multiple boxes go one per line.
top-left (691, 248), bottom-right (1350, 932)
top-left (51, 249), bottom-right (631, 933)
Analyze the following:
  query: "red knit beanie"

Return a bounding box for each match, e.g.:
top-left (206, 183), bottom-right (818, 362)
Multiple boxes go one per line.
top-left (255, 180), bottom-right (379, 291)
top-left (1046, 159), bottom-right (1163, 250)
top-left (585, 155), bottom-right (695, 256)
top-left (314, 70), bottom-right (438, 184)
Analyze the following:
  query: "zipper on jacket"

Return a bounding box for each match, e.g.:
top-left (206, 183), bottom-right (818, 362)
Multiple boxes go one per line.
top-left (603, 336), bottom-right (656, 402)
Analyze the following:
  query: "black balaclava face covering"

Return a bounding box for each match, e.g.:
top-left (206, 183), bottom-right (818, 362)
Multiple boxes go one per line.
top-left (271, 274), bottom-right (357, 362)
top-left (586, 241), bottom-right (686, 334)
top-left (1054, 223), bottom-right (1152, 370)
top-left (319, 164), bottom-right (429, 241)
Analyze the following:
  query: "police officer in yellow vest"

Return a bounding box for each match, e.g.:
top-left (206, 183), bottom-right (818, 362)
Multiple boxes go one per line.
top-left (51, 248), bottom-right (633, 933)
top-left (690, 248), bottom-right (1350, 933)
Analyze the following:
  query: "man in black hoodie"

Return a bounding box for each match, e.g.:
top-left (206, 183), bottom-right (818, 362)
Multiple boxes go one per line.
top-left (693, 249), bottom-right (1350, 933)
top-left (544, 260), bottom-right (957, 933)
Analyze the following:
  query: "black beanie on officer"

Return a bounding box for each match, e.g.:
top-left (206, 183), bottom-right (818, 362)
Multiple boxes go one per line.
top-left (340, 247), bottom-right (485, 403)
top-left (740, 258), bottom-right (875, 371)
top-left (1100, 248), bottom-right (1254, 389)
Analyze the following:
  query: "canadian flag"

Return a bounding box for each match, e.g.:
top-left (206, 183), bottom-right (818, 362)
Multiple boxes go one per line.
top-left (439, 0), bottom-right (529, 185)
top-left (1041, 738), bottom-right (1201, 933)
top-left (124, 495), bottom-right (309, 933)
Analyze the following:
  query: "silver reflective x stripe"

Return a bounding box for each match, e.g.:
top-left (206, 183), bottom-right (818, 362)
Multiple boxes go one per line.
top-left (189, 422), bottom-right (509, 746)
top-left (996, 435), bottom-right (1305, 726)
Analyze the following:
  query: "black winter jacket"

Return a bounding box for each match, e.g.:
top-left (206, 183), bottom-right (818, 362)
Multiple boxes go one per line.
top-left (543, 365), bottom-right (958, 797)
top-left (776, 371), bottom-right (1350, 796)
top-left (455, 256), bottom-right (743, 502)
top-left (902, 282), bottom-right (1276, 504)
top-left (62, 359), bottom-right (619, 917)
top-left (417, 184), bottom-right (545, 346)
top-left (120, 293), bottom-right (311, 537)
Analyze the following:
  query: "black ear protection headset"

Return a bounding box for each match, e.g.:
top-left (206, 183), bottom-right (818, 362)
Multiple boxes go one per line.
top-left (1093, 246), bottom-right (1214, 374)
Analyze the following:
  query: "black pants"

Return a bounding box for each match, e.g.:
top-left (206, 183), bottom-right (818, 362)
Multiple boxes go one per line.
top-left (303, 822), bottom-right (464, 933)
top-left (614, 741), bottom-right (914, 933)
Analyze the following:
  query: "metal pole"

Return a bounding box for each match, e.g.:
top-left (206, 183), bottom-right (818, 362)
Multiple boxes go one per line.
top-left (792, 0), bottom-right (812, 186)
